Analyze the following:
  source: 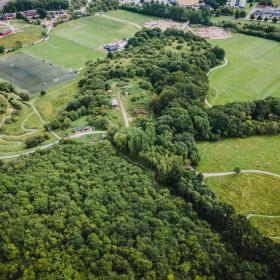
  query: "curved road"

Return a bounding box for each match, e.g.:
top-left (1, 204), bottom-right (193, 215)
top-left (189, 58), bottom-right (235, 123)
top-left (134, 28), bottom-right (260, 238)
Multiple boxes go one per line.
top-left (205, 58), bottom-right (229, 108)
top-left (246, 214), bottom-right (280, 220)
top-left (203, 169), bottom-right (280, 178)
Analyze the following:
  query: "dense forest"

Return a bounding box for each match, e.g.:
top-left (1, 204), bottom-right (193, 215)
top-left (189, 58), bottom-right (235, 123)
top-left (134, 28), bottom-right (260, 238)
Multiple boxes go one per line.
top-left (121, 2), bottom-right (210, 24)
top-left (0, 141), bottom-right (278, 279)
top-left (40, 29), bottom-right (280, 278)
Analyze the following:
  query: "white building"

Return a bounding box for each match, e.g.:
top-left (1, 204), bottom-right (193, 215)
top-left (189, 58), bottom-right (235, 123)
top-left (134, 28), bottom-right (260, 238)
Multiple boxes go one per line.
top-left (229, 0), bottom-right (246, 8)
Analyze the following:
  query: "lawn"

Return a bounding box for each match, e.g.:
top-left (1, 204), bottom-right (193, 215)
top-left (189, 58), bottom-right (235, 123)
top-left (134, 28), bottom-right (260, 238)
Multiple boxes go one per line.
top-left (24, 13), bottom-right (141, 69)
top-left (0, 20), bottom-right (45, 49)
top-left (34, 79), bottom-right (79, 121)
top-left (105, 9), bottom-right (159, 25)
top-left (197, 135), bottom-right (280, 174)
top-left (250, 217), bottom-right (280, 242)
top-left (206, 174), bottom-right (280, 240)
top-left (208, 34), bottom-right (280, 104)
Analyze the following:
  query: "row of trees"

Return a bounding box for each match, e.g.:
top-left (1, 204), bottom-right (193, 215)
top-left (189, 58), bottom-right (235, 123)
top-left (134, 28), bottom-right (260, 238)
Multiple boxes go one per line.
top-left (3, 0), bottom-right (69, 12)
top-left (216, 21), bottom-right (280, 42)
top-left (121, 2), bottom-right (211, 24)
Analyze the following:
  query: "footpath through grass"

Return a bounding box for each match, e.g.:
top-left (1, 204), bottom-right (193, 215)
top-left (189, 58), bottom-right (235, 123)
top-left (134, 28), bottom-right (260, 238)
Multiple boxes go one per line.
top-left (208, 34), bottom-right (280, 104)
top-left (206, 174), bottom-right (280, 240)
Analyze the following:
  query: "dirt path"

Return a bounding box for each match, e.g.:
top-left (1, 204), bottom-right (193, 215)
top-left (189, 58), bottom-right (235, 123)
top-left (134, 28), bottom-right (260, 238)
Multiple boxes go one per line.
top-left (0, 130), bottom-right (107, 159)
top-left (185, 23), bottom-right (197, 35)
top-left (115, 86), bottom-right (129, 128)
top-left (97, 13), bottom-right (142, 29)
top-left (30, 100), bottom-right (61, 140)
top-left (203, 169), bottom-right (280, 179)
top-left (205, 58), bottom-right (228, 108)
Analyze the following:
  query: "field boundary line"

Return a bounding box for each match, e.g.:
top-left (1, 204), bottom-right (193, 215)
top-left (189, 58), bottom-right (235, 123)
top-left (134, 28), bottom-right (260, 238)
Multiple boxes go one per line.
top-left (205, 58), bottom-right (228, 108)
top-left (97, 13), bottom-right (142, 29)
top-left (203, 169), bottom-right (280, 178)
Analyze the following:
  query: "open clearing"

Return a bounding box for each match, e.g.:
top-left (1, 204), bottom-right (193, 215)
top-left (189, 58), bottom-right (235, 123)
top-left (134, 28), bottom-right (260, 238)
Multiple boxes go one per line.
top-left (24, 14), bottom-right (141, 69)
top-left (250, 217), bottom-right (280, 242)
top-left (0, 53), bottom-right (76, 94)
top-left (105, 9), bottom-right (159, 25)
top-left (197, 135), bottom-right (280, 174)
top-left (206, 174), bottom-right (280, 240)
top-left (208, 34), bottom-right (280, 104)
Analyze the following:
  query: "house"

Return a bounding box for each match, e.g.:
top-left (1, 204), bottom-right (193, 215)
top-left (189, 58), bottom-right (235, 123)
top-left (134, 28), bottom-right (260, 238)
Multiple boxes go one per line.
top-left (253, 6), bottom-right (280, 18)
top-left (262, 7), bottom-right (280, 18)
top-left (0, 28), bottom-right (12, 37)
top-left (1, 13), bottom-right (15, 20)
top-left (73, 126), bottom-right (93, 134)
top-left (24, 10), bottom-right (38, 18)
top-left (104, 40), bottom-right (127, 52)
top-left (104, 43), bottom-right (119, 52)
top-left (229, 0), bottom-right (246, 8)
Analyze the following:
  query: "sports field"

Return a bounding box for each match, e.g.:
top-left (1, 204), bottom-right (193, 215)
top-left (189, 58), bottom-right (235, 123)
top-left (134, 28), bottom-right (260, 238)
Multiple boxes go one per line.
top-left (24, 13), bottom-right (142, 69)
top-left (208, 34), bottom-right (280, 104)
top-left (0, 53), bottom-right (76, 94)
top-left (105, 9), bottom-right (159, 25)
top-left (197, 135), bottom-right (280, 174)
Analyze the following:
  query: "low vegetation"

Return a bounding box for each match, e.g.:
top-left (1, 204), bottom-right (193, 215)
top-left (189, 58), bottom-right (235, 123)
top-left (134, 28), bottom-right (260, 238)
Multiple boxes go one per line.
top-left (197, 135), bottom-right (280, 173)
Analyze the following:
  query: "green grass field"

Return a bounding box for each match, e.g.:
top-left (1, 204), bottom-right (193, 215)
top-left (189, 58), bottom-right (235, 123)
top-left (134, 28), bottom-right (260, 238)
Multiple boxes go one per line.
top-left (250, 217), bottom-right (280, 242)
top-left (24, 14), bottom-right (142, 69)
top-left (197, 136), bottom-right (280, 173)
top-left (206, 174), bottom-right (280, 240)
top-left (0, 20), bottom-right (45, 49)
top-left (208, 34), bottom-right (280, 104)
top-left (34, 79), bottom-right (79, 121)
top-left (206, 174), bottom-right (280, 216)
top-left (105, 9), bottom-right (159, 25)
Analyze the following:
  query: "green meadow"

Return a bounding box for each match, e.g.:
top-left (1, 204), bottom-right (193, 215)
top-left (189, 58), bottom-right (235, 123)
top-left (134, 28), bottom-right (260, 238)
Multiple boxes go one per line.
top-left (208, 34), bottom-right (280, 105)
top-left (105, 9), bottom-right (159, 25)
top-left (24, 14), bottom-right (142, 69)
top-left (197, 135), bottom-right (280, 174)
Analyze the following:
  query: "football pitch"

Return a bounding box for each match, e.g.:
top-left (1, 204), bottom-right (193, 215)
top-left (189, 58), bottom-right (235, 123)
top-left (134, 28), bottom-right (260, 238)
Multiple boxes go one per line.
top-left (24, 14), bottom-right (142, 69)
top-left (208, 34), bottom-right (280, 104)
top-left (0, 53), bottom-right (76, 94)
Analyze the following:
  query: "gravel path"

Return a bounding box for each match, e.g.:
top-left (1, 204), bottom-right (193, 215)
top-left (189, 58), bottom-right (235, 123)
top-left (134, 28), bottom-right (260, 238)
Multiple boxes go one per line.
top-left (203, 169), bottom-right (280, 178)
top-left (205, 58), bottom-right (228, 108)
